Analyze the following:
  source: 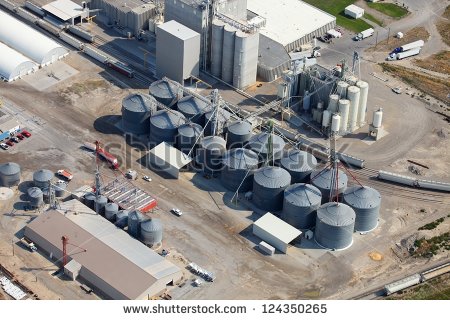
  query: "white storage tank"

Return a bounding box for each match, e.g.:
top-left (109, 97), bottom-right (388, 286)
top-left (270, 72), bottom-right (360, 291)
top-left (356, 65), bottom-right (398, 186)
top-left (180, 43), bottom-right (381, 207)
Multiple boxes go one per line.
top-left (177, 123), bottom-right (203, 155)
top-left (373, 108), bottom-right (383, 128)
top-left (356, 81), bottom-right (369, 126)
top-left (331, 114), bottom-right (341, 133)
top-left (328, 94), bottom-right (339, 113)
top-left (347, 86), bottom-right (361, 132)
top-left (115, 210), bottom-right (130, 229)
top-left (282, 183), bottom-right (322, 229)
top-left (128, 210), bottom-right (145, 238)
top-left (338, 99), bottom-right (350, 134)
top-left (211, 19), bottom-right (225, 77)
top-left (197, 136), bottom-right (227, 175)
top-left (232, 30), bottom-right (259, 89)
top-left (336, 81), bottom-right (349, 98)
top-left (322, 110), bottom-right (332, 128)
top-left (221, 24), bottom-right (237, 83)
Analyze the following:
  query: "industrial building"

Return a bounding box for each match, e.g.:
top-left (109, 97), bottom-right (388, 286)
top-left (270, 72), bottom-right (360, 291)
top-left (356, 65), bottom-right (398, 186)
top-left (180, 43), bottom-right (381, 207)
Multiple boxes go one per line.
top-left (0, 42), bottom-right (38, 82)
top-left (156, 20), bottom-right (201, 84)
top-left (42, 0), bottom-right (88, 25)
top-left (24, 200), bottom-right (183, 300)
top-left (0, 117), bottom-right (21, 140)
top-left (148, 142), bottom-right (192, 179)
top-left (344, 5), bottom-right (364, 19)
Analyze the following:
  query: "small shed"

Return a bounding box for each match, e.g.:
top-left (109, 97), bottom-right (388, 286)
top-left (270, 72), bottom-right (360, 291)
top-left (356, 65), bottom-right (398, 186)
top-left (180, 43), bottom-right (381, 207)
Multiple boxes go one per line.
top-left (148, 142), bottom-right (192, 179)
top-left (64, 259), bottom-right (82, 281)
top-left (345, 5), bottom-right (365, 19)
top-left (253, 212), bottom-right (302, 253)
top-left (42, 0), bottom-right (88, 25)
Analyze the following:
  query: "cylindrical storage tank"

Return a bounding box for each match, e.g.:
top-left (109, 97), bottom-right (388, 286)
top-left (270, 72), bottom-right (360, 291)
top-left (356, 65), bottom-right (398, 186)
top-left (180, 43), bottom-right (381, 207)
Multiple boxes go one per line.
top-left (128, 210), bottom-right (145, 238)
top-left (282, 183), bottom-right (322, 229)
top-left (346, 75), bottom-right (358, 86)
top-left (0, 162), bottom-right (21, 187)
top-left (105, 202), bottom-right (119, 221)
top-left (176, 96), bottom-right (211, 125)
top-left (280, 149), bottom-right (317, 183)
top-left (121, 93), bottom-right (157, 134)
top-left (94, 195), bottom-right (107, 215)
top-left (33, 169), bottom-right (53, 189)
top-left (343, 186), bottom-right (381, 232)
top-left (177, 123), bottom-right (203, 155)
top-left (150, 110), bottom-right (186, 146)
top-left (115, 210), bottom-right (130, 229)
top-left (315, 202), bottom-right (356, 250)
top-left (373, 108), bottom-right (383, 128)
top-left (310, 168), bottom-right (348, 202)
top-left (221, 24), bottom-right (237, 83)
top-left (204, 108), bottom-right (231, 136)
top-left (149, 79), bottom-right (181, 107)
top-left (331, 114), bottom-right (341, 133)
top-left (336, 81), bottom-right (349, 98)
top-left (84, 192), bottom-right (96, 209)
top-left (322, 110), bottom-right (331, 128)
top-left (225, 120), bottom-right (252, 148)
top-left (232, 30), bottom-right (259, 89)
top-left (328, 94), bottom-right (339, 113)
top-left (211, 19), bottom-right (225, 77)
top-left (252, 166), bottom-right (291, 211)
top-left (347, 86), bottom-right (361, 132)
top-left (247, 133), bottom-right (286, 163)
top-left (220, 148), bottom-right (259, 192)
top-left (338, 99), bottom-right (350, 134)
top-left (42, 187), bottom-right (55, 204)
top-left (27, 187), bottom-right (43, 208)
top-left (140, 218), bottom-right (163, 247)
top-left (54, 181), bottom-right (67, 198)
top-left (302, 92), bottom-right (311, 112)
top-left (356, 81), bottom-right (369, 126)
top-left (197, 136), bottom-right (227, 175)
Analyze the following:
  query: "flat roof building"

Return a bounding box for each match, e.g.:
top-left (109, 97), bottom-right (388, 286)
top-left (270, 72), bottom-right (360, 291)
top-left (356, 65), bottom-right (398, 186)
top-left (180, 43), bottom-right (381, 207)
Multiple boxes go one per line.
top-left (24, 200), bottom-right (182, 300)
top-left (42, 0), bottom-right (87, 25)
top-left (148, 142), bottom-right (192, 179)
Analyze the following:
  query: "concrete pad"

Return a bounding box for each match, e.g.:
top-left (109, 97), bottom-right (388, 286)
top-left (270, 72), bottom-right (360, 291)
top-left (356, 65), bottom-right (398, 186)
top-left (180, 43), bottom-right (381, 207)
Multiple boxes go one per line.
top-left (0, 187), bottom-right (14, 201)
top-left (362, 128), bottom-right (389, 145)
top-left (23, 61), bottom-right (79, 91)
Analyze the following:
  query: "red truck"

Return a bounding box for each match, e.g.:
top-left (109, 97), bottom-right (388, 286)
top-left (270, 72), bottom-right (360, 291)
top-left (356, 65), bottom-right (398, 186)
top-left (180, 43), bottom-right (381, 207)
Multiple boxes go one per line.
top-left (83, 142), bottom-right (119, 170)
top-left (57, 169), bottom-right (73, 181)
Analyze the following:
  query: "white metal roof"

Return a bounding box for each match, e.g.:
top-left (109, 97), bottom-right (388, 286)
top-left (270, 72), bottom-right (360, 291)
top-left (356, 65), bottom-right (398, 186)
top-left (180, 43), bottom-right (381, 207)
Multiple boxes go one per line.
top-left (0, 42), bottom-right (37, 82)
top-left (149, 142), bottom-right (192, 170)
top-left (253, 212), bottom-right (302, 244)
top-left (42, 0), bottom-right (85, 21)
top-left (247, 0), bottom-right (336, 48)
top-left (345, 4), bottom-right (365, 15)
top-left (0, 10), bottom-right (68, 65)
top-left (158, 20), bottom-right (200, 41)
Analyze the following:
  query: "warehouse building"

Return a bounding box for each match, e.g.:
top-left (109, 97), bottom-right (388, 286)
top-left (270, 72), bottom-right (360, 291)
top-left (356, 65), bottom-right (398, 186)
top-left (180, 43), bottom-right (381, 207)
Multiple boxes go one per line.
top-left (0, 10), bottom-right (68, 67)
top-left (24, 200), bottom-right (183, 300)
top-left (148, 142), bottom-right (192, 179)
top-left (0, 42), bottom-right (38, 82)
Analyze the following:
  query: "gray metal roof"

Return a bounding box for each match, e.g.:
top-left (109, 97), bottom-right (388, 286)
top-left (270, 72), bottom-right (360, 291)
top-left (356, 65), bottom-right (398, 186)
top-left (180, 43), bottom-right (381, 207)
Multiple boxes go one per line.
top-left (310, 168), bottom-right (348, 189)
top-left (33, 169), bottom-right (53, 182)
top-left (122, 93), bottom-right (156, 113)
top-left (27, 187), bottom-right (43, 198)
top-left (200, 136), bottom-right (227, 151)
top-left (226, 120), bottom-right (252, 135)
top-left (284, 183), bottom-right (322, 207)
top-left (149, 79), bottom-right (180, 100)
top-left (177, 96), bottom-right (211, 117)
top-left (343, 186), bottom-right (381, 208)
top-left (221, 148), bottom-right (259, 169)
top-left (254, 166), bottom-right (291, 188)
top-left (205, 108), bottom-right (232, 123)
top-left (158, 20), bottom-right (200, 40)
top-left (150, 110), bottom-right (186, 129)
top-left (129, 209), bottom-right (145, 222)
top-left (253, 212), bottom-right (302, 244)
top-left (257, 34), bottom-right (290, 69)
top-left (247, 132), bottom-right (286, 154)
top-left (316, 202), bottom-right (355, 226)
top-left (280, 149), bottom-right (317, 172)
top-left (177, 123), bottom-right (203, 138)
top-left (140, 218), bottom-right (163, 232)
top-left (0, 162), bottom-right (20, 175)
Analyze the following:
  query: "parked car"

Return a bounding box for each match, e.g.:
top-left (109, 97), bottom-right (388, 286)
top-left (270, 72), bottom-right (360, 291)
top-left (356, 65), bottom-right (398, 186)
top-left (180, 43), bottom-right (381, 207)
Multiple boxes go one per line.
top-left (171, 208), bottom-right (183, 216)
top-left (0, 143), bottom-right (9, 150)
top-left (10, 137), bottom-right (19, 143)
top-left (143, 175), bottom-right (152, 182)
top-left (6, 140), bottom-right (14, 147)
top-left (21, 130), bottom-right (31, 137)
top-left (392, 87), bottom-right (402, 94)
top-left (16, 133), bottom-right (24, 140)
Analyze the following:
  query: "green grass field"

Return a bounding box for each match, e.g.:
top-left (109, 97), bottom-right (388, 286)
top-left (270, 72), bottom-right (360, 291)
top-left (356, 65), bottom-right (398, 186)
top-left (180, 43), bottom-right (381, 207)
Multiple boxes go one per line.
top-left (302, 0), bottom-right (372, 32)
top-left (367, 3), bottom-right (409, 18)
top-left (364, 12), bottom-right (383, 26)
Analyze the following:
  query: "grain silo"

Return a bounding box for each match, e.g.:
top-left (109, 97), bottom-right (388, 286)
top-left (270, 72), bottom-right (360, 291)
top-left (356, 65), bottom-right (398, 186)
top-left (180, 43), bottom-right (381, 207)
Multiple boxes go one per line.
top-left (347, 86), bottom-right (361, 132)
top-left (33, 169), bottom-right (53, 189)
top-left (104, 202), bottom-right (119, 221)
top-left (140, 218), bottom-right (163, 247)
top-left (176, 95), bottom-right (211, 125)
top-left (149, 79), bottom-right (181, 107)
top-left (280, 149), bottom-right (317, 183)
top-left (343, 186), bottom-right (381, 232)
top-left (232, 30), bottom-right (259, 89)
top-left (338, 99), bottom-right (350, 134)
top-left (197, 136), bottom-right (227, 175)
top-left (94, 195), bottom-right (108, 215)
top-left (221, 24), bottom-right (237, 83)
top-left (310, 168), bottom-right (348, 202)
top-left (247, 132), bottom-right (286, 163)
top-left (177, 123), bottom-right (203, 155)
top-left (115, 210), bottom-right (130, 229)
top-left (336, 81), bottom-right (349, 98)
top-left (211, 19), bottom-right (225, 77)
top-left (83, 192), bottom-right (96, 209)
top-left (252, 166), bottom-right (291, 211)
top-left (356, 81), bottom-right (369, 127)
top-left (282, 183), bottom-right (322, 229)
top-left (128, 210), bottom-right (145, 238)
top-left (0, 162), bottom-right (21, 187)
top-left (204, 108), bottom-right (231, 136)
top-left (27, 187), bottom-right (43, 208)
top-left (121, 93), bottom-right (157, 135)
top-left (149, 110), bottom-right (186, 146)
top-left (220, 148), bottom-right (259, 192)
top-left (327, 94), bottom-right (339, 113)
top-left (315, 202), bottom-right (356, 250)
top-left (225, 120), bottom-right (253, 148)
top-left (54, 181), bottom-right (67, 198)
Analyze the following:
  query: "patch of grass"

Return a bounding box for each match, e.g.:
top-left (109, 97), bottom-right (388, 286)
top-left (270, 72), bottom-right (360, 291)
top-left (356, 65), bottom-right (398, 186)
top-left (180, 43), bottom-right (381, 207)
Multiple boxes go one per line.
top-left (437, 6), bottom-right (450, 46)
top-left (364, 12), bottom-right (384, 26)
top-left (418, 218), bottom-right (445, 231)
top-left (412, 232), bottom-right (450, 257)
top-left (367, 3), bottom-right (409, 18)
top-left (379, 63), bottom-right (450, 104)
top-left (302, 0), bottom-right (372, 32)
top-left (415, 51), bottom-right (450, 75)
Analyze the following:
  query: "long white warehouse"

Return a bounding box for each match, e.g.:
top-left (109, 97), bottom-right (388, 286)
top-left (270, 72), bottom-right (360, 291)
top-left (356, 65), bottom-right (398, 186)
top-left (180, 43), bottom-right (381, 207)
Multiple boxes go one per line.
top-left (0, 10), bottom-right (68, 66)
top-left (0, 42), bottom-right (38, 82)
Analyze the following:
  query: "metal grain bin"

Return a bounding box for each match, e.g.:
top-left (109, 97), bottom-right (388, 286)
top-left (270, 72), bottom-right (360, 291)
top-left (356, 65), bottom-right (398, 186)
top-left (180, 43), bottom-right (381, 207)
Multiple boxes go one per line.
top-left (343, 186), bottom-right (381, 232)
top-left (197, 136), bottom-right (227, 175)
top-left (247, 133), bottom-right (286, 163)
top-left (33, 169), bottom-right (53, 189)
top-left (115, 210), bottom-right (130, 229)
top-left (0, 162), bottom-right (21, 187)
top-left (149, 110), bottom-right (186, 146)
top-left (84, 192), bottom-right (96, 210)
top-left (149, 79), bottom-right (181, 107)
top-left (253, 166), bottom-right (291, 211)
top-left (177, 123), bottom-right (203, 155)
top-left (128, 210), bottom-right (145, 238)
top-left (122, 93), bottom-right (157, 134)
top-left (225, 120), bottom-right (252, 149)
top-left (27, 187), bottom-right (43, 208)
top-left (315, 202), bottom-right (356, 250)
top-left (310, 168), bottom-right (348, 202)
top-left (104, 202), bottom-right (119, 221)
top-left (280, 149), bottom-right (317, 183)
top-left (204, 108), bottom-right (231, 136)
top-left (282, 183), bottom-right (322, 229)
top-left (220, 148), bottom-right (259, 192)
top-left (140, 218), bottom-right (163, 247)
top-left (176, 95), bottom-right (211, 125)
top-left (94, 195), bottom-right (108, 215)
top-left (54, 181), bottom-right (67, 198)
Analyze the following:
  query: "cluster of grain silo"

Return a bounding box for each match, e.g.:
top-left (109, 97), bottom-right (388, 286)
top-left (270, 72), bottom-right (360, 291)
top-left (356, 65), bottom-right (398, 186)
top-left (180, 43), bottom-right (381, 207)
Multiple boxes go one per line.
top-left (282, 183), bottom-right (322, 229)
top-left (247, 133), bottom-right (286, 163)
top-left (121, 93), bottom-right (157, 135)
top-left (0, 162), bottom-right (21, 187)
top-left (220, 148), bottom-right (259, 192)
top-left (148, 79), bottom-right (182, 107)
top-left (176, 96), bottom-right (211, 125)
top-left (280, 150), bottom-right (317, 183)
top-left (177, 123), bottom-right (203, 155)
top-left (197, 136), bottom-right (227, 175)
top-left (310, 168), bottom-right (348, 202)
top-left (252, 166), bottom-right (291, 212)
top-left (204, 108), bottom-right (231, 136)
top-left (225, 120), bottom-right (253, 148)
top-left (210, 19), bottom-right (259, 90)
top-left (149, 110), bottom-right (186, 146)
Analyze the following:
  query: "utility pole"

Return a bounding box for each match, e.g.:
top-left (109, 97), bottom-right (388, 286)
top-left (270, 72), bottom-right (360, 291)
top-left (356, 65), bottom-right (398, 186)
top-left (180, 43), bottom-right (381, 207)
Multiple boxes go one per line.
top-left (375, 31), bottom-right (378, 47)
top-left (387, 27), bottom-right (391, 44)
top-left (11, 239), bottom-right (14, 256)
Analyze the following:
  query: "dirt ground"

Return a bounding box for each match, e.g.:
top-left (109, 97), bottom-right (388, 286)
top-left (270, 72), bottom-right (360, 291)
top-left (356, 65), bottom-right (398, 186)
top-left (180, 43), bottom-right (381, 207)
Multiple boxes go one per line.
top-left (414, 51), bottom-right (450, 75)
top-left (367, 27), bottom-right (430, 53)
